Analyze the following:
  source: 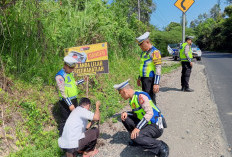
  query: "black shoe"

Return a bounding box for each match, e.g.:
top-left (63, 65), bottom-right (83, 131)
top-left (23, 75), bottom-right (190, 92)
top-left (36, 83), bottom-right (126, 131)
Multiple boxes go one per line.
top-left (128, 140), bottom-right (137, 146)
top-left (181, 87), bottom-right (185, 91)
top-left (158, 142), bottom-right (169, 157)
top-left (184, 88), bottom-right (194, 92)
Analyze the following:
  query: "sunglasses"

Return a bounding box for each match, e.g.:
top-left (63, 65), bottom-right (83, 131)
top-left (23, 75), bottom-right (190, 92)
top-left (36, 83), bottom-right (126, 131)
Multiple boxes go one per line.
top-left (138, 41), bottom-right (144, 46)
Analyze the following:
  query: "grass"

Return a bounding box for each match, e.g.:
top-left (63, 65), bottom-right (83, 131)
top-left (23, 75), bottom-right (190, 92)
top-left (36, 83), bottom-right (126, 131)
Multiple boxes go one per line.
top-left (162, 62), bottom-right (181, 74)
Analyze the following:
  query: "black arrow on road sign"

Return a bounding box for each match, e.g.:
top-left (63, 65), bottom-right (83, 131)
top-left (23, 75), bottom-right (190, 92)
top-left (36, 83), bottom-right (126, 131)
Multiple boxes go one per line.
top-left (181, 0), bottom-right (186, 10)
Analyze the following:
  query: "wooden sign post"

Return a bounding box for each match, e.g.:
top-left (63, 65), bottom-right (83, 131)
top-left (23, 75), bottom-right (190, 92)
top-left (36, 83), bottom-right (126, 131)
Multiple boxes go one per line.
top-left (86, 76), bottom-right (89, 98)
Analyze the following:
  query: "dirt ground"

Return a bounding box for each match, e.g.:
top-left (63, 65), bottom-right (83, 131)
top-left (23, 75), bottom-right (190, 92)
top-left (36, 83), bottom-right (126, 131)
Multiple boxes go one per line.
top-left (95, 59), bottom-right (231, 157)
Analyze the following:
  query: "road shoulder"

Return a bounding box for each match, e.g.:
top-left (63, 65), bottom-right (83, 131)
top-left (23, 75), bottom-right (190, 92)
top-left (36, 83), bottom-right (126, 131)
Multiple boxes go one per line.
top-left (96, 61), bottom-right (230, 157)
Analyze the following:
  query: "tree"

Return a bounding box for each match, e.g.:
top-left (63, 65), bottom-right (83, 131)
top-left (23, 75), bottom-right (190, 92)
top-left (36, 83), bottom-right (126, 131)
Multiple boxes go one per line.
top-left (114, 0), bottom-right (156, 24)
top-left (165, 22), bottom-right (181, 31)
top-left (226, 0), bottom-right (232, 4)
top-left (224, 4), bottom-right (232, 16)
top-left (190, 13), bottom-right (208, 28)
top-left (210, 4), bottom-right (222, 21)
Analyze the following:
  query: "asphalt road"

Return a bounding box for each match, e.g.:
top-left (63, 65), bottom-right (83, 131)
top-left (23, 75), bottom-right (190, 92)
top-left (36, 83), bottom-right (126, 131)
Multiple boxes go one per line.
top-left (202, 51), bottom-right (232, 150)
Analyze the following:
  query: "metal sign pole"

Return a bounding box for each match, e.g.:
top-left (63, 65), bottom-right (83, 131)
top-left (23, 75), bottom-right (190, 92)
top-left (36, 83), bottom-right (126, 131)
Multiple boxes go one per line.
top-left (182, 12), bottom-right (186, 43)
top-left (138, 0), bottom-right (140, 21)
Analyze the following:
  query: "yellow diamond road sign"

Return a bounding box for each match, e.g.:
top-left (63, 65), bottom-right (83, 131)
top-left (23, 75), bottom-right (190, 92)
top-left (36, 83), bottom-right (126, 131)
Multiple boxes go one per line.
top-left (175, 0), bottom-right (195, 13)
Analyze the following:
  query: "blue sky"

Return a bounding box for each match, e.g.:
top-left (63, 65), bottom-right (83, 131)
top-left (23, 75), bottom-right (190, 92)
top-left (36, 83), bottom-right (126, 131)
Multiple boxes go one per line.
top-left (150, 0), bottom-right (228, 30)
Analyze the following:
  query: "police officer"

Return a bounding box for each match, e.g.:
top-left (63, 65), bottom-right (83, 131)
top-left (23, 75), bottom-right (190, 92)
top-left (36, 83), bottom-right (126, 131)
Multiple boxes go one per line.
top-left (136, 32), bottom-right (162, 105)
top-left (180, 36), bottom-right (194, 92)
top-left (114, 79), bottom-right (169, 157)
top-left (55, 55), bottom-right (85, 136)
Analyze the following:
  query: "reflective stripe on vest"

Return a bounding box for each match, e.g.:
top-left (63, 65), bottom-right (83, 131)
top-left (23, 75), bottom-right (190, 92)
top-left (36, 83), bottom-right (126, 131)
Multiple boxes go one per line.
top-left (139, 46), bottom-right (160, 77)
top-left (179, 43), bottom-right (193, 62)
top-left (129, 91), bottom-right (163, 124)
top-left (56, 69), bottom-right (79, 100)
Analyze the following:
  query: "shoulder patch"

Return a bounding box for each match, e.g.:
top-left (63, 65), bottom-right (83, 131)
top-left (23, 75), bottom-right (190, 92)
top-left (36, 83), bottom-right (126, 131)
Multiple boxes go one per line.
top-left (138, 94), bottom-right (145, 104)
top-left (153, 50), bottom-right (161, 59)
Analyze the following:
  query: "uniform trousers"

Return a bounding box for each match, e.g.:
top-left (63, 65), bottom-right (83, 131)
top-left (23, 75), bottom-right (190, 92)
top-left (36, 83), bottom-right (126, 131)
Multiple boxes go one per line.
top-left (141, 77), bottom-right (156, 104)
top-left (59, 98), bottom-right (78, 136)
top-left (181, 62), bottom-right (192, 89)
top-left (122, 115), bottom-right (163, 155)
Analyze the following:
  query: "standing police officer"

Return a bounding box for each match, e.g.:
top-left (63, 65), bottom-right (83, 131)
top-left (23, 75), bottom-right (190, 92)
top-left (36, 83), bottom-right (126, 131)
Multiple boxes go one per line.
top-left (180, 37), bottom-right (194, 92)
top-left (136, 32), bottom-right (162, 105)
top-left (55, 55), bottom-right (85, 136)
top-left (114, 79), bottom-right (169, 157)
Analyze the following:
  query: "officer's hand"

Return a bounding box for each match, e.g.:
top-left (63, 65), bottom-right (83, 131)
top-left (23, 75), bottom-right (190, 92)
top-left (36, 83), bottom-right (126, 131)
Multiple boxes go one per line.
top-left (190, 62), bottom-right (193, 67)
top-left (69, 105), bottom-right (75, 111)
top-left (137, 79), bottom-right (141, 87)
top-left (121, 112), bottom-right (128, 121)
top-left (131, 128), bottom-right (140, 139)
top-left (153, 84), bottom-right (159, 93)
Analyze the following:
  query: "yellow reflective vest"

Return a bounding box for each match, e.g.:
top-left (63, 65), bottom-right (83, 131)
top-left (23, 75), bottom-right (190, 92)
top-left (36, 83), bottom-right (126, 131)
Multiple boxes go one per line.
top-left (130, 91), bottom-right (163, 124)
top-left (139, 46), bottom-right (161, 77)
top-left (56, 69), bottom-right (78, 100)
top-left (179, 43), bottom-right (193, 62)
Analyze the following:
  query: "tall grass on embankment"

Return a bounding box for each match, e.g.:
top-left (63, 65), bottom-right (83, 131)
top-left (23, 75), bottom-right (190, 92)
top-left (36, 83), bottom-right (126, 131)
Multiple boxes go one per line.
top-left (0, 0), bottom-right (145, 84)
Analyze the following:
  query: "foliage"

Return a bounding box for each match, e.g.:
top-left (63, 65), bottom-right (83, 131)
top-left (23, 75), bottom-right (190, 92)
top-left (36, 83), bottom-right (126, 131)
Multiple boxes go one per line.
top-left (190, 13), bottom-right (209, 28)
top-left (113, 0), bottom-right (156, 24)
top-left (0, 0), bottom-right (143, 84)
top-left (190, 2), bottom-right (222, 28)
top-left (193, 4), bottom-right (232, 51)
top-left (227, 0), bottom-right (232, 4)
top-left (150, 23), bottom-right (195, 56)
top-left (165, 22), bottom-right (181, 32)
top-left (0, 79), bottom-right (62, 156)
top-left (210, 4), bottom-right (222, 21)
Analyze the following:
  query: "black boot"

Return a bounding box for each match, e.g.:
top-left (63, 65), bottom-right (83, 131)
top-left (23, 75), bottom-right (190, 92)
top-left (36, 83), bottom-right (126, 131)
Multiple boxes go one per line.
top-left (181, 87), bottom-right (185, 91)
top-left (157, 141), bottom-right (169, 157)
top-left (184, 88), bottom-right (194, 92)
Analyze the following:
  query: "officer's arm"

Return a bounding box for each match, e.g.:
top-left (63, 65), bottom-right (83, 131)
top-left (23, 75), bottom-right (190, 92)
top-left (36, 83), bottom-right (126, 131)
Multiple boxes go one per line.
top-left (154, 65), bottom-right (161, 85)
top-left (151, 50), bottom-right (162, 85)
top-left (55, 75), bottom-right (73, 107)
top-left (184, 45), bottom-right (191, 62)
top-left (136, 94), bottom-right (154, 130)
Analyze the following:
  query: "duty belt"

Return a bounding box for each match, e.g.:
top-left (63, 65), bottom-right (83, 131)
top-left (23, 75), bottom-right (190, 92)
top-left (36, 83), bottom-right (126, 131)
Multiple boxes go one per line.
top-left (60, 96), bottom-right (77, 101)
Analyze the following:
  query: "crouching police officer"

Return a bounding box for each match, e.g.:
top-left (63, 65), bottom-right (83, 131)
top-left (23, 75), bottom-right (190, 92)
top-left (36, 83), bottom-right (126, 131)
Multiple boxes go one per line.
top-left (55, 55), bottom-right (85, 136)
top-left (114, 79), bottom-right (169, 157)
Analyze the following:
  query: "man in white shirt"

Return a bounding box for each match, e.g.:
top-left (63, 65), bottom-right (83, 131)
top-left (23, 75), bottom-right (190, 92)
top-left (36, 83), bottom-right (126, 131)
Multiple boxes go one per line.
top-left (58, 98), bottom-right (101, 157)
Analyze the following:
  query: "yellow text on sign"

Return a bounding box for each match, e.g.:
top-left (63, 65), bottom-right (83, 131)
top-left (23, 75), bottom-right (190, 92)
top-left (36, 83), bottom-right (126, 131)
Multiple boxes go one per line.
top-left (175, 0), bottom-right (195, 13)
